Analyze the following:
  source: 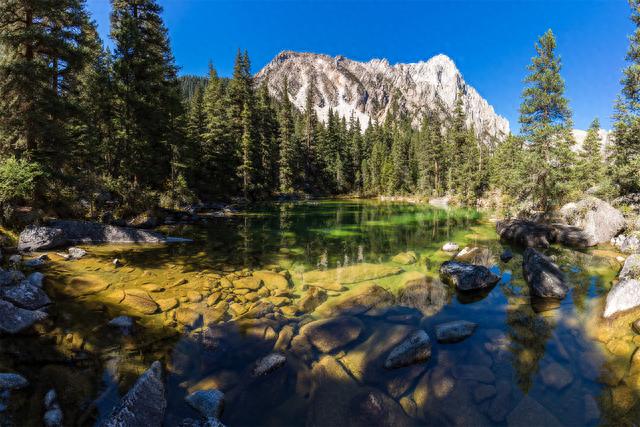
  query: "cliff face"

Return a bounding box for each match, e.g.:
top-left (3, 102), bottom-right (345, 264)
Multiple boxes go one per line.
top-left (256, 51), bottom-right (510, 145)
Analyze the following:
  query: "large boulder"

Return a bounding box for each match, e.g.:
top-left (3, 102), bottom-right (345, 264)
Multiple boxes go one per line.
top-left (522, 248), bottom-right (568, 299)
top-left (0, 300), bottom-right (48, 334)
top-left (560, 197), bottom-right (626, 246)
top-left (19, 220), bottom-right (189, 251)
top-left (612, 233), bottom-right (640, 254)
top-left (17, 225), bottom-right (67, 251)
top-left (0, 280), bottom-right (51, 310)
top-left (100, 361), bottom-right (166, 427)
top-left (496, 219), bottom-right (590, 248)
top-left (603, 255), bottom-right (640, 318)
top-left (439, 261), bottom-right (500, 292)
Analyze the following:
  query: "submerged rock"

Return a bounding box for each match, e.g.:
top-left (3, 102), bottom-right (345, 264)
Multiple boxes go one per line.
top-left (391, 251), bottom-right (418, 265)
top-left (185, 389), bottom-right (224, 419)
top-left (300, 316), bottom-right (363, 353)
top-left (384, 330), bottom-right (432, 369)
top-left (27, 272), bottom-right (44, 287)
top-left (0, 300), bottom-right (48, 334)
top-left (100, 361), bottom-right (166, 427)
top-left (303, 263), bottom-right (402, 287)
top-left (0, 373), bottom-right (29, 390)
top-left (396, 272), bottom-right (447, 316)
top-left (506, 396), bottom-right (563, 427)
top-left (347, 389), bottom-right (413, 427)
top-left (252, 353), bottom-right (286, 377)
top-left (297, 287), bottom-right (327, 313)
top-left (522, 248), bottom-right (568, 299)
top-left (500, 249), bottom-right (513, 263)
top-left (560, 197), bottom-right (626, 246)
top-left (315, 282), bottom-right (394, 317)
top-left (540, 362), bottom-right (573, 390)
top-left (439, 261), bottom-right (500, 291)
top-left (435, 320), bottom-right (477, 343)
top-left (251, 270), bottom-right (290, 291)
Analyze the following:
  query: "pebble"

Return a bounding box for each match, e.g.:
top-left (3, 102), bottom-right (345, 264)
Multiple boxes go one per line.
top-left (0, 373), bottom-right (29, 390)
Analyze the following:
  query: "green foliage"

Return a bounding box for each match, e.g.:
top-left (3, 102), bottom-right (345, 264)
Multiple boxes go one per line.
top-left (519, 29), bottom-right (576, 212)
top-left (0, 157), bottom-right (43, 205)
top-left (612, 0), bottom-right (640, 194)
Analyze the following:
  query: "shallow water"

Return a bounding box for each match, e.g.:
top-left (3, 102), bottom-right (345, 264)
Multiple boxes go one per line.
top-left (1, 200), bottom-right (637, 426)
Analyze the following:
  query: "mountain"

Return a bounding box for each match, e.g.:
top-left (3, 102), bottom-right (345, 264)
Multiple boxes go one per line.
top-left (255, 51), bottom-right (510, 144)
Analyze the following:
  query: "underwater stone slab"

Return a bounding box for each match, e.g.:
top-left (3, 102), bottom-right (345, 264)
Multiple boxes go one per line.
top-left (452, 365), bottom-right (495, 383)
top-left (252, 353), bottom-right (286, 377)
top-left (233, 276), bottom-right (262, 290)
top-left (397, 273), bottom-right (448, 317)
top-left (540, 362), bottom-right (573, 390)
top-left (121, 289), bottom-right (158, 315)
top-left (185, 389), bottom-right (224, 419)
top-left (391, 251), bottom-right (418, 265)
top-left (251, 271), bottom-right (290, 291)
top-left (303, 263), bottom-right (402, 286)
top-left (300, 316), bottom-right (364, 353)
top-left (314, 282), bottom-right (394, 317)
top-left (506, 396), bottom-right (562, 427)
top-left (435, 320), bottom-right (478, 343)
top-left (99, 361), bottom-right (166, 427)
top-left (384, 330), bottom-right (432, 369)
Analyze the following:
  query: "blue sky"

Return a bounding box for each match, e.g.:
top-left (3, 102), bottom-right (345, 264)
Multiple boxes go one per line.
top-left (86, 0), bottom-right (632, 132)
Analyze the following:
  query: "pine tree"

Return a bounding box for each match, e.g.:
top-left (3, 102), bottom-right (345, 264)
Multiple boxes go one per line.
top-left (278, 78), bottom-right (297, 193)
top-left (202, 63), bottom-right (234, 197)
top-left (110, 0), bottom-right (183, 189)
top-left (577, 118), bottom-right (604, 192)
top-left (0, 0), bottom-right (91, 166)
top-left (519, 29), bottom-right (575, 212)
top-left (256, 82), bottom-right (279, 195)
top-left (302, 77), bottom-right (319, 191)
top-left (239, 102), bottom-right (257, 199)
top-left (612, 0), bottom-right (640, 194)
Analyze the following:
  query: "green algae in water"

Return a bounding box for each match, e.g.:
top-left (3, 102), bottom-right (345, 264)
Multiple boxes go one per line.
top-left (1, 200), bottom-right (635, 426)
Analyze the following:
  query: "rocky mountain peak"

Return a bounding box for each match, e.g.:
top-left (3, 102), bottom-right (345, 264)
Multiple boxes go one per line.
top-left (256, 51), bottom-right (510, 144)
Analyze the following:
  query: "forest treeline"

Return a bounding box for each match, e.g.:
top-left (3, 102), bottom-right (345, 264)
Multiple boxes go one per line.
top-left (1, 0), bottom-right (639, 224)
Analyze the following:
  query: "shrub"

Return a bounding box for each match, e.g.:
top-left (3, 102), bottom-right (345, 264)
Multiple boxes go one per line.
top-left (0, 157), bottom-right (43, 205)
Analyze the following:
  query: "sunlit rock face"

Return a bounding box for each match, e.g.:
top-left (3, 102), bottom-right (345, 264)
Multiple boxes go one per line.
top-left (256, 51), bottom-right (510, 146)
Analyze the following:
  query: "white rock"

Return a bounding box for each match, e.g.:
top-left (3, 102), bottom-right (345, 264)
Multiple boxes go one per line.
top-left (604, 279), bottom-right (640, 318)
top-left (442, 242), bottom-right (459, 252)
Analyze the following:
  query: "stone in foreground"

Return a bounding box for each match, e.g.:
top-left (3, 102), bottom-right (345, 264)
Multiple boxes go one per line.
top-left (186, 389), bottom-right (224, 419)
top-left (99, 361), bottom-right (166, 427)
top-left (384, 330), bottom-right (432, 369)
top-left (619, 254), bottom-right (640, 281)
top-left (506, 396), bottom-right (563, 427)
top-left (560, 197), bottom-right (626, 246)
top-left (603, 279), bottom-right (640, 318)
top-left (439, 261), bottom-right (500, 291)
top-left (0, 373), bottom-right (29, 390)
top-left (522, 248), bottom-right (568, 299)
top-left (0, 280), bottom-right (51, 310)
top-left (252, 353), bottom-right (286, 377)
top-left (0, 300), bottom-right (48, 334)
top-left (435, 320), bottom-right (478, 343)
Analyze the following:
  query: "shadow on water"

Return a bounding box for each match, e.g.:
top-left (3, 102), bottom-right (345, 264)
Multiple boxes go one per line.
top-left (2, 200), bottom-right (639, 426)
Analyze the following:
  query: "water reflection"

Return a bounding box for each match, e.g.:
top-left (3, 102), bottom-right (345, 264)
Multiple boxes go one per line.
top-left (0, 200), bottom-right (634, 426)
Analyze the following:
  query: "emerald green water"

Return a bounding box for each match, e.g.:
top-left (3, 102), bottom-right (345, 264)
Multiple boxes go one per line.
top-left (1, 200), bottom-right (636, 426)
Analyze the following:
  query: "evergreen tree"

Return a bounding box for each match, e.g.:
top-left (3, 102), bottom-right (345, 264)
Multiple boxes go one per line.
top-left (239, 102), bottom-right (257, 199)
top-left (612, 0), bottom-right (640, 194)
top-left (0, 0), bottom-right (91, 166)
top-left (256, 82), bottom-right (279, 195)
top-left (577, 118), bottom-right (604, 192)
top-left (110, 0), bottom-right (183, 189)
top-left (278, 78), bottom-right (297, 193)
top-left (519, 29), bottom-right (575, 212)
top-left (301, 77), bottom-right (319, 191)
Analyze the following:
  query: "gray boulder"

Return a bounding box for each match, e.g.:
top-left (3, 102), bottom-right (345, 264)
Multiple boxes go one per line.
top-left (612, 234), bottom-right (640, 254)
top-left (0, 280), bottom-right (51, 310)
top-left (384, 330), bottom-right (432, 369)
top-left (17, 225), bottom-right (67, 252)
top-left (496, 219), bottom-right (591, 248)
top-left (560, 197), bottom-right (626, 246)
top-left (0, 373), bottom-right (29, 390)
top-left (435, 320), bottom-right (478, 343)
top-left (620, 254), bottom-right (640, 281)
top-left (0, 269), bottom-right (25, 286)
top-left (604, 279), bottom-right (640, 318)
top-left (522, 248), bottom-right (568, 299)
top-left (99, 361), bottom-right (166, 427)
top-left (299, 316), bottom-right (363, 353)
top-left (27, 272), bottom-right (44, 287)
top-left (439, 261), bottom-right (500, 291)
top-left (0, 300), bottom-right (48, 334)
